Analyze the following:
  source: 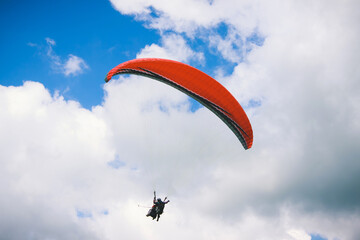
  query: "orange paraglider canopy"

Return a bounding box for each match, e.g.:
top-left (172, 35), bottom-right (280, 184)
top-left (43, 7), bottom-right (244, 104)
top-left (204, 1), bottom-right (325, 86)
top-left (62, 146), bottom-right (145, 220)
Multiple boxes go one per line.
top-left (105, 58), bottom-right (253, 149)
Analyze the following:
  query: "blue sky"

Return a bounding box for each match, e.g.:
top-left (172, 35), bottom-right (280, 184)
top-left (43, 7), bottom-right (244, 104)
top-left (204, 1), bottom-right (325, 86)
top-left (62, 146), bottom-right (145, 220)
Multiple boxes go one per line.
top-left (1, 0), bottom-right (359, 240)
top-left (0, 0), bottom-right (160, 108)
top-left (0, 0), bottom-right (265, 109)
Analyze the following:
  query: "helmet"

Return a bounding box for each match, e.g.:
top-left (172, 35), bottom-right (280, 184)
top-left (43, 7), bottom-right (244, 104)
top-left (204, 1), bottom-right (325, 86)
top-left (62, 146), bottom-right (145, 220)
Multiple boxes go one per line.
top-left (157, 198), bottom-right (162, 202)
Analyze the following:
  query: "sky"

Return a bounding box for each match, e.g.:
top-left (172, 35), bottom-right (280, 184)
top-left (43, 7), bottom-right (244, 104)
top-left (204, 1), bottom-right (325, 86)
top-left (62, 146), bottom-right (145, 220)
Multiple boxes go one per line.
top-left (0, 0), bottom-right (360, 239)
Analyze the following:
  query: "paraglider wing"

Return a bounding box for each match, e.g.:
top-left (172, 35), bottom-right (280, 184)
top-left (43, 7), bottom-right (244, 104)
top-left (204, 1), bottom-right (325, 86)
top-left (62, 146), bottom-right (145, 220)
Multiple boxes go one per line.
top-left (105, 58), bottom-right (253, 149)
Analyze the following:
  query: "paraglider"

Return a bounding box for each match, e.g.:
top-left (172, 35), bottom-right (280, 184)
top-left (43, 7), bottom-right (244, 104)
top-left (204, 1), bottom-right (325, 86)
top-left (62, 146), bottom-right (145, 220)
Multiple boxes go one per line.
top-left (105, 58), bottom-right (253, 149)
top-left (146, 191), bottom-right (170, 221)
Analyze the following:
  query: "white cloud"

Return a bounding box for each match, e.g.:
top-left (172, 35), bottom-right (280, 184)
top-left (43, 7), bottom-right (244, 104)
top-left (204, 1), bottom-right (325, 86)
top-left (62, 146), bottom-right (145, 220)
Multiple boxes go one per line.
top-left (45, 38), bottom-right (62, 68)
top-left (63, 54), bottom-right (89, 76)
top-left (110, 0), bottom-right (218, 34)
top-left (110, 0), bottom-right (360, 239)
top-left (45, 38), bottom-right (89, 76)
top-left (0, 82), bottom-right (110, 239)
top-left (1, 70), bottom-right (360, 239)
top-left (136, 33), bottom-right (204, 63)
top-left (45, 37), bottom-right (56, 46)
top-left (288, 229), bottom-right (311, 240)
